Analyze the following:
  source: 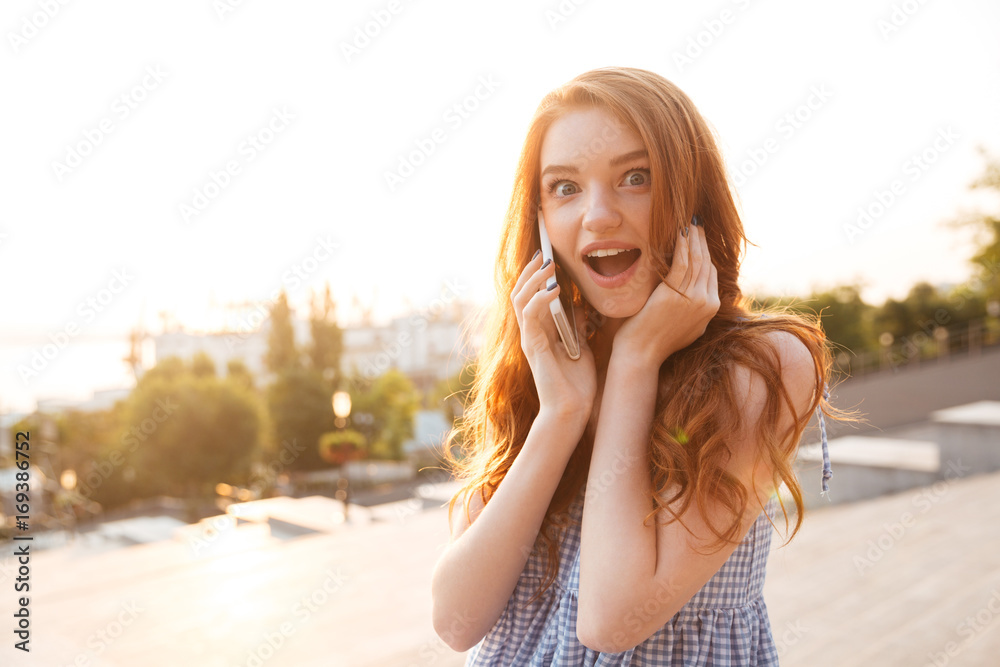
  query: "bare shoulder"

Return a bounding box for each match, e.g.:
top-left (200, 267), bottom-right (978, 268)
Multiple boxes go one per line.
top-left (729, 329), bottom-right (818, 426)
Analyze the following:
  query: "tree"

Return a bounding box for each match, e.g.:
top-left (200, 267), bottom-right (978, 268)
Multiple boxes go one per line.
top-left (431, 361), bottom-right (476, 423)
top-left (190, 351), bottom-right (217, 378)
top-left (265, 291), bottom-right (299, 374)
top-left (966, 151), bottom-right (1000, 301)
top-left (307, 283), bottom-right (343, 391)
top-left (350, 369), bottom-right (420, 461)
top-left (109, 356), bottom-right (264, 507)
top-left (226, 359), bottom-right (256, 391)
top-left (265, 366), bottom-right (337, 471)
top-left (756, 285), bottom-right (876, 358)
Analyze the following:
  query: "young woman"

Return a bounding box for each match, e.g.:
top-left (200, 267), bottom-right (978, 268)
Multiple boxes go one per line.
top-left (431, 67), bottom-right (837, 665)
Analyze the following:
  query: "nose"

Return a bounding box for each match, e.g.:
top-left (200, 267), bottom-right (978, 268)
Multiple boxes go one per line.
top-left (580, 184), bottom-right (622, 234)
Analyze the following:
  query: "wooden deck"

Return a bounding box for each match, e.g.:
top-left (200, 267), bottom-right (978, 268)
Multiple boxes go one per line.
top-left (766, 469), bottom-right (1000, 666)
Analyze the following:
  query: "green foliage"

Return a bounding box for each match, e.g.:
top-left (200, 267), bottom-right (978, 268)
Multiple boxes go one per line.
top-left (307, 283), bottom-right (343, 391)
top-left (54, 356), bottom-right (266, 510)
top-left (265, 291), bottom-right (299, 374)
top-left (226, 358), bottom-right (256, 391)
top-left (968, 151), bottom-right (1000, 302)
top-left (265, 366), bottom-right (337, 471)
top-left (190, 351), bottom-right (217, 378)
top-left (430, 361), bottom-right (476, 429)
top-left (318, 429), bottom-right (366, 465)
top-left (115, 357), bottom-right (263, 502)
top-left (350, 369), bottom-right (420, 461)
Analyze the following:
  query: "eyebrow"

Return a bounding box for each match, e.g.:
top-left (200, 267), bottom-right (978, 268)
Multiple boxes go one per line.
top-left (540, 149), bottom-right (649, 178)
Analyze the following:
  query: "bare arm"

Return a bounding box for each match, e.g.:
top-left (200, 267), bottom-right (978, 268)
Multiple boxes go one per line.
top-left (577, 331), bottom-right (817, 652)
top-left (430, 410), bottom-right (585, 651)
top-left (576, 223), bottom-right (815, 651)
top-left (431, 250), bottom-right (597, 651)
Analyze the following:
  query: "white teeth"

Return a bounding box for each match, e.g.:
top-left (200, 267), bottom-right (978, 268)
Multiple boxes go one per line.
top-left (586, 248), bottom-right (630, 258)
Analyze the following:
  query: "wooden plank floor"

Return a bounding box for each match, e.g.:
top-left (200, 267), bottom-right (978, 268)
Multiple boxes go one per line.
top-left (765, 469), bottom-right (1000, 666)
top-left (3, 471), bottom-right (998, 666)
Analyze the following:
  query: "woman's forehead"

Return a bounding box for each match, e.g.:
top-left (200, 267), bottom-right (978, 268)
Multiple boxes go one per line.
top-left (539, 107), bottom-right (645, 169)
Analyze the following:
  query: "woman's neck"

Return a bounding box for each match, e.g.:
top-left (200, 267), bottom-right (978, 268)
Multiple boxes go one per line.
top-left (589, 316), bottom-right (624, 386)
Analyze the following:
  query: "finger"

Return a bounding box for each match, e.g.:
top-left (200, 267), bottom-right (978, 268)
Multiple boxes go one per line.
top-left (684, 221), bottom-right (705, 294)
top-left (691, 223), bottom-right (711, 292)
top-left (521, 283), bottom-right (562, 354)
top-left (708, 261), bottom-right (720, 310)
top-left (512, 258), bottom-right (556, 322)
top-left (511, 251), bottom-right (544, 304)
top-left (664, 225), bottom-right (690, 291)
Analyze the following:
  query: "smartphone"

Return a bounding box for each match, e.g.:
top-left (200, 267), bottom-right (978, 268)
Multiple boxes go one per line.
top-left (537, 210), bottom-right (581, 360)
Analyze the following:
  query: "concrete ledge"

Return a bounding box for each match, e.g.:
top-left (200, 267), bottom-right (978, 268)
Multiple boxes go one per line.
top-left (796, 436), bottom-right (941, 507)
top-left (931, 400), bottom-right (1000, 426)
top-left (931, 400), bottom-right (1000, 475)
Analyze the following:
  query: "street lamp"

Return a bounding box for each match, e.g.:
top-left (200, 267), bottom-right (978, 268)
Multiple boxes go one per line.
top-left (332, 391), bottom-right (352, 428)
top-left (332, 390), bottom-right (352, 521)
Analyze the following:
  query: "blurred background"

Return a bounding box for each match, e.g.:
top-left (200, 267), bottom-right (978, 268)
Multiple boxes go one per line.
top-left (2, 0), bottom-right (999, 665)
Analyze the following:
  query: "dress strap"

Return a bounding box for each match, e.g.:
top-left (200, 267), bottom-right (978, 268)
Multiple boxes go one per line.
top-left (817, 383), bottom-right (832, 499)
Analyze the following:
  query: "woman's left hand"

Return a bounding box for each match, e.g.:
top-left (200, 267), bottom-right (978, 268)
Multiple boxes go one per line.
top-left (613, 221), bottom-right (720, 366)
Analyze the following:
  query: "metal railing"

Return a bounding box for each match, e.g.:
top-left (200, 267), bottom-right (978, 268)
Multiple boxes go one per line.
top-left (834, 318), bottom-right (1000, 379)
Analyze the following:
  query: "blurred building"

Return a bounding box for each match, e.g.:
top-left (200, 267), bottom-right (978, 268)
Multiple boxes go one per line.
top-left (36, 388), bottom-right (132, 414)
top-left (152, 298), bottom-right (482, 394)
top-left (341, 303), bottom-right (481, 394)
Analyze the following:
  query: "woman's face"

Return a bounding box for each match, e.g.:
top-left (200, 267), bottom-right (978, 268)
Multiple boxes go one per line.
top-left (538, 106), bottom-right (662, 321)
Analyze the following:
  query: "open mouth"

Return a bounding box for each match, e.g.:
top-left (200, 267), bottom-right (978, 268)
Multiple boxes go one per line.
top-left (585, 248), bottom-right (641, 278)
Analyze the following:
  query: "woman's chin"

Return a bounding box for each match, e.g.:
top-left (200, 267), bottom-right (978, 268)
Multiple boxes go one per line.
top-left (587, 296), bottom-right (644, 322)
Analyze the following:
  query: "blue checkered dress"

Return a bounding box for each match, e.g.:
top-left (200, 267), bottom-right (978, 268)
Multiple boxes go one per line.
top-left (464, 404), bottom-right (832, 666)
top-left (463, 485), bottom-right (780, 666)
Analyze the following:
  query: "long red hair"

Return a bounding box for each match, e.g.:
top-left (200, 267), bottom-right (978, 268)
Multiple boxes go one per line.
top-left (445, 67), bottom-right (839, 599)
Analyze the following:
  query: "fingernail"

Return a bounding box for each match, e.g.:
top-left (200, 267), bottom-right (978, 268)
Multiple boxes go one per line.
top-left (681, 226), bottom-right (689, 238)
top-left (691, 215), bottom-right (700, 227)
top-left (547, 282), bottom-right (558, 291)
top-left (541, 258), bottom-right (552, 269)
top-left (532, 249), bottom-right (541, 260)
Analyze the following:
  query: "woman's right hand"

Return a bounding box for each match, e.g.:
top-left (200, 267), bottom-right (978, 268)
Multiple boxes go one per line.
top-left (511, 251), bottom-right (597, 430)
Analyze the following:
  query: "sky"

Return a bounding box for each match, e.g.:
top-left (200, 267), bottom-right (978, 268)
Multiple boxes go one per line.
top-left (2, 0), bottom-right (999, 413)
